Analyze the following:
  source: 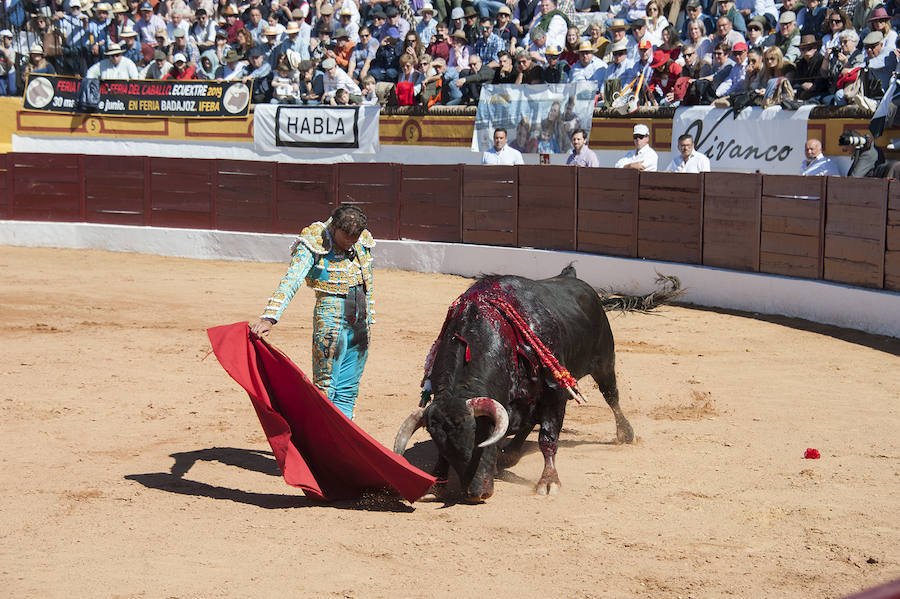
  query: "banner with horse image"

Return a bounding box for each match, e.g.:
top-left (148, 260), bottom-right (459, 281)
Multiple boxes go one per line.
top-left (671, 105), bottom-right (815, 174)
top-left (23, 74), bottom-right (251, 118)
top-left (472, 82), bottom-right (598, 155)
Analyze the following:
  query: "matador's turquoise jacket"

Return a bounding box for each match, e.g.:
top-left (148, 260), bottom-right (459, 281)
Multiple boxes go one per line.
top-left (260, 218), bottom-right (375, 324)
top-left (260, 219), bottom-right (375, 417)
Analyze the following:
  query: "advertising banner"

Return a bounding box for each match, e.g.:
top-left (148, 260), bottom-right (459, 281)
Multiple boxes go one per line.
top-left (671, 105), bottom-right (815, 174)
top-left (23, 74), bottom-right (251, 118)
top-left (471, 82), bottom-right (598, 155)
top-left (253, 104), bottom-right (381, 153)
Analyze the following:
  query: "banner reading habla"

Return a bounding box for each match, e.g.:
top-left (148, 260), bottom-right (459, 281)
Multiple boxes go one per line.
top-left (23, 74), bottom-right (251, 118)
top-left (253, 104), bottom-right (381, 153)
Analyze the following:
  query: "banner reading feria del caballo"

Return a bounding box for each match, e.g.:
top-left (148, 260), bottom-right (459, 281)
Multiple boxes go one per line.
top-left (671, 105), bottom-right (814, 174)
top-left (23, 74), bottom-right (251, 118)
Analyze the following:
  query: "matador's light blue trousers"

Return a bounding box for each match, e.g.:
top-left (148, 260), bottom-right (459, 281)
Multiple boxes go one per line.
top-left (312, 285), bottom-right (369, 419)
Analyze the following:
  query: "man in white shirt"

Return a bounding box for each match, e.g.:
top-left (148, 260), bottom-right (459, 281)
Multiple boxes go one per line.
top-left (666, 134), bottom-right (711, 173)
top-left (528, 0), bottom-right (567, 51)
top-left (482, 128), bottom-right (524, 165)
top-left (568, 40), bottom-right (606, 83)
top-left (615, 123), bottom-right (658, 171)
top-left (801, 138), bottom-right (841, 176)
top-left (85, 42), bottom-right (139, 79)
top-left (321, 57), bottom-right (362, 102)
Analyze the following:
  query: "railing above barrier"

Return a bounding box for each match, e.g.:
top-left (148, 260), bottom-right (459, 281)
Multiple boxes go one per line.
top-left (0, 154), bottom-right (896, 293)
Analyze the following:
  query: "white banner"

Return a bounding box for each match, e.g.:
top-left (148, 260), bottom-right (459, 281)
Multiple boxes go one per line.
top-left (253, 104), bottom-right (380, 153)
top-left (472, 82), bottom-right (598, 155)
top-left (671, 105), bottom-right (814, 174)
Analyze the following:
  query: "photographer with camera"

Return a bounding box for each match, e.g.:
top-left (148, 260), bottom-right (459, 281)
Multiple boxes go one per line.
top-left (839, 130), bottom-right (885, 177)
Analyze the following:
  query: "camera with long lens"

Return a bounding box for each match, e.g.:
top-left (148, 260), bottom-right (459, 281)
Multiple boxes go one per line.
top-left (839, 132), bottom-right (869, 148)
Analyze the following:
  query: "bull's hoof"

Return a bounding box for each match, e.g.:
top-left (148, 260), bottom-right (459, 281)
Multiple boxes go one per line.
top-left (616, 420), bottom-right (635, 444)
top-left (535, 478), bottom-right (561, 496)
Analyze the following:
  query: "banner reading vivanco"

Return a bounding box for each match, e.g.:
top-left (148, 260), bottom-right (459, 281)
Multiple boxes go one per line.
top-left (23, 74), bottom-right (251, 118)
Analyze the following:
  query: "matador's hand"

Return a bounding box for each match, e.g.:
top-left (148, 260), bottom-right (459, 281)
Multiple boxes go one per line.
top-left (250, 318), bottom-right (274, 337)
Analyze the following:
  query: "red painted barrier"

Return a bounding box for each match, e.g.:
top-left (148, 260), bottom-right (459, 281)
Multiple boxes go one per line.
top-left (2, 153), bottom-right (895, 293)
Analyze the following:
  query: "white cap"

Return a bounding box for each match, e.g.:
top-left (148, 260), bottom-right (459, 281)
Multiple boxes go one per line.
top-left (0, 29), bottom-right (12, 38)
top-left (173, 52), bottom-right (186, 63)
top-left (633, 123), bottom-right (650, 136)
top-left (70, 0), bottom-right (82, 7)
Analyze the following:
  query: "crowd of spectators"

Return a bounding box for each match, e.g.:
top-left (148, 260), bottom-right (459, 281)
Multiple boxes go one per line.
top-left (0, 0), bottom-right (898, 107)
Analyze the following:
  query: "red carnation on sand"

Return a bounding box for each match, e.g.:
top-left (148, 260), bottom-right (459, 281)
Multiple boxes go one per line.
top-left (804, 448), bottom-right (821, 459)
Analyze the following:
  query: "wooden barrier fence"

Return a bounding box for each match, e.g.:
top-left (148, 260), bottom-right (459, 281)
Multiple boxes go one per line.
top-left (1, 153), bottom-right (897, 293)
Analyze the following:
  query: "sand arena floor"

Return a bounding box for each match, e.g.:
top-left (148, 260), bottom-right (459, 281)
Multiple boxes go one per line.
top-left (1, 246), bottom-right (898, 598)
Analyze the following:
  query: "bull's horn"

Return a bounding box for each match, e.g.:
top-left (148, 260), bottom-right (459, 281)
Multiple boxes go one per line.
top-left (393, 407), bottom-right (426, 455)
top-left (466, 397), bottom-right (510, 448)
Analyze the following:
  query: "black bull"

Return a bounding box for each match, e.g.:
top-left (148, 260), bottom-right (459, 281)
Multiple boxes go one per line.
top-left (394, 266), bottom-right (635, 502)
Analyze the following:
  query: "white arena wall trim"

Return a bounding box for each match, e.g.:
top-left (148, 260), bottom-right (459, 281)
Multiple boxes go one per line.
top-left (2, 220), bottom-right (898, 338)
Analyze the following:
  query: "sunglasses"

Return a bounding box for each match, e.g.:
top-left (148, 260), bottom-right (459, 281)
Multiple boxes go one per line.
top-left (613, 50), bottom-right (627, 55)
top-left (713, 51), bottom-right (724, 55)
top-left (633, 134), bottom-right (647, 139)
top-left (830, 18), bottom-right (843, 23)
top-left (683, 51), bottom-right (694, 56)
top-left (748, 25), bottom-right (762, 31)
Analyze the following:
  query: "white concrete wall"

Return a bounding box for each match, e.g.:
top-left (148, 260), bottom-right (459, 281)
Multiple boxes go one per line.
top-left (2, 220), bottom-right (897, 338)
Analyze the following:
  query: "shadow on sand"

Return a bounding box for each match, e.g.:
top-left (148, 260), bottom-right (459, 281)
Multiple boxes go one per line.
top-left (125, 446), bottom-right (414, 512)
top-left (675, 302), bottom-right (900, 356)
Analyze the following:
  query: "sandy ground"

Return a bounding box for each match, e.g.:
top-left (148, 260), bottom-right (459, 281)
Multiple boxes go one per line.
top-left (1, 245), bottom-right (898, 599)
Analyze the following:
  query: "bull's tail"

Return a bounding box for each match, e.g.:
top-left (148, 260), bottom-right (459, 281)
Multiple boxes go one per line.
top-left (599, 274), bottom-right (683, 313)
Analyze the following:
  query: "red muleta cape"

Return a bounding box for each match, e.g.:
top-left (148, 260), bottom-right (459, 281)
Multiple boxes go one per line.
top-left (207, 322), bottom-right (435, 502)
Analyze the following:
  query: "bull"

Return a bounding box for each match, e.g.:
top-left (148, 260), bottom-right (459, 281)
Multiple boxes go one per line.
top-left (394, 266), bottom-right (674, 502)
